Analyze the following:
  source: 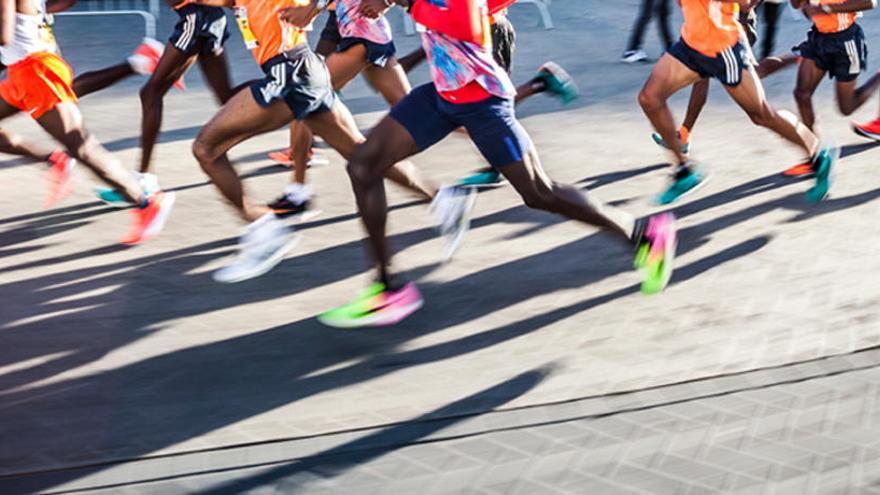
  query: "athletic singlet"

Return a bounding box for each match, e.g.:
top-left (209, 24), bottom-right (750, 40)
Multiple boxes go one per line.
top-left (680, 0), bottom-right (743, 57)
top-left (0, 0), bottom-right (58, 66)
top-left (811, 0), bottom-right (857, 34)
top-left (413, 0), bottom-right (515, 100)
top-left (334, 0), bottom-right (392, 44)
top-left (233, 0), bottom-right (309, 66)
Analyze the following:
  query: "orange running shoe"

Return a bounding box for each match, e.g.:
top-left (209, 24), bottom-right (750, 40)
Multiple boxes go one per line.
top-left (268, 148), bottom-right (293, 166)
top-left (121, 191), bottom-right (176, 245)
top-left (44, 150), bottom-right (74, 208)
top-left (853, 118), bottom-right (880, 142)
top-left (128, 38), bottom-right (163, 75)
top-left (782, 160), bottom-right (815, 178)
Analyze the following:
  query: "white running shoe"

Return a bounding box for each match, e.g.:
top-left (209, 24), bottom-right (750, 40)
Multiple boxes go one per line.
top-left (621, 50), bottom-right (648, 63)
top-left (430, 185), bottom-right (477, 262)
top-left (213, 214), bottom-right (299, 283)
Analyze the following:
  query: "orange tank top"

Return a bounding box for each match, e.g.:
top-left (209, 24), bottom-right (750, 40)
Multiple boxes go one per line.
top-left (811, 0), bottom-right (856, 34)
top-left (680, 0), bottom-right (742, 57)
top-left (233, 0), bottom-right (309, 66)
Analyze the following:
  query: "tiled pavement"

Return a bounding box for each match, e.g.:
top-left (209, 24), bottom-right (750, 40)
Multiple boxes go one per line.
top-left (3, 2), bottom-right (880, 493)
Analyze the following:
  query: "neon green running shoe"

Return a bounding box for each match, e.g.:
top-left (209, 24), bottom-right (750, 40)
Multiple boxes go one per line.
top-left (319, 282), bottom-right (424, 328)
top-left (634, 213), bottom-right (677, 295)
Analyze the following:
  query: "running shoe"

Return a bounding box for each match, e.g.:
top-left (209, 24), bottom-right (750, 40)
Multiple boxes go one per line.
top-left (853, 118), bottom-right (880, 142)
top-left (269, 195), bottom-right (311, 219)
top-left (318, 281), bottom-right (424, 328)
top-left (128, 37), bottom-right (163, 76)
top-left (651, 128), bottom-right (691, 154)
top-left (806, 146), bottom-right (837, 204)
top-left (213, 213), bottom-right (298, 283)
top-left (430, 185), bottom-right (477, 262)
top-left (268, 148), bottom-right (330, 167)
top-left (781, 160), bottom-right (814, 178)
top-left (44, 150), bottom-right (75, 208)
top-left (120, 191), bottom-right (176, 245)
top-left (96, 173), bottom-right (160, 208)
top-left (634, 212), bottom-right (678, 295)
top-left (657, 166), bottom-right (708, 205)
top-left (536, 62), bottom-right (579, 104)
top-left (621, 50), bottom-right (648, 63)
top-left (458, 168), bottom-right (505, 188)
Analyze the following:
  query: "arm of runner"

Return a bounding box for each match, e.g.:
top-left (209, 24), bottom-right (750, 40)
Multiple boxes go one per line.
top-left (0, 0), bottom-right (13, 45)
top-left (359, 0), bottom-right (393, 20)
top-left (176, 0), bottom-right (233, 8)
top-left (46, 0), bottom-right (77, 13)
top-left (802, 0), bottom-right (875, 15)
top-left (411, 0), bottom-right (484, 44)
top-left (278, 1), bottom-right (327, 28)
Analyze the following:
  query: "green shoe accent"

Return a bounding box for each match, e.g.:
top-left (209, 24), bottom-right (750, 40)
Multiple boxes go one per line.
top-left (537, 62), bottom-right (579, 104)
top-left (651, 132), bottom-right (690, 154)
top-left (633, 243), bottom-right (650, 270)
top-left (806, 147), bottom-right (836, 204)
top-left (95, 187), bottom-right (130, 207)
top-left (658, 169), bottom-right (707, 205)
top-left (641, 255), bottom-right (668, 295)
top-left (318, 282), bottom-right (386, 326)
top-left (459, 170), bottom-right (502, 187)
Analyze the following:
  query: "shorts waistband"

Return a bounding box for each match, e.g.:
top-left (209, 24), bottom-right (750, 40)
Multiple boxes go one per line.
top-left (812, 23), bottom-right (860, 39)
top-left (260, 44), bottom-right (313, 72)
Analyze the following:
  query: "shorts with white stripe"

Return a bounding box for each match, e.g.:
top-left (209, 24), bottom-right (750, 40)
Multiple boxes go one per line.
top-left (795, 24), bottom-right (867, 83)
top-left (668, 39), bottom-right (751, 87)
top-left (251, 46), bottom-right (337, 120)
top-left (169, 5), bottom-right (229, 57)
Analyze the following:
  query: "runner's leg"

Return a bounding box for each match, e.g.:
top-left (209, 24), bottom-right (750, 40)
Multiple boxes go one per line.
top-left (639, 53), bottom-right (702, 166)
top-left (793, 58), bottom-right (826, 131)
top-left (836, 71), bottom-right (880, 116)
top-left (197, 50), bottom-right (234, 104)
top-left (681, 78), bottom-right (709, 133)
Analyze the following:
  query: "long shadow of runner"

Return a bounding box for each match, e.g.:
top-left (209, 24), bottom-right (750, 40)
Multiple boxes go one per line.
top-left (0, 235), bottom-right (766, 494)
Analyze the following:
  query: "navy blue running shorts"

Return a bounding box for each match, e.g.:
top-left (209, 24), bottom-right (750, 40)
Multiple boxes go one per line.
top-left (251, 46), bottom-right (336, 120)
top-left (795, 24), bottom-right (867, 82)
top-left (337, 37), bottom-right (396, 67)
top-left (668, 38), bottom-right (752, 87)
top-left (169, 5), bottom-right (229, 56)
top-left (390, 83), bottom-right (533, 168)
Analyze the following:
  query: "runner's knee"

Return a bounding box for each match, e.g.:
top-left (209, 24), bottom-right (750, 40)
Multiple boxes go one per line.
top-left (638, 87), bottom-right (662, 112)
top-left (746, 105), bottom-right (776, 128)
top-left (191, 137), bottom-right (217, 167)
top-left (346, 140), bottom-right (385, 185)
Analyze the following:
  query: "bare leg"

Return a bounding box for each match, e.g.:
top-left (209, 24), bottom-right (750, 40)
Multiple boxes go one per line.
top-left (73, 63), bottom-right (135, 97)
top-left (729, 65), bottom-right (819, 156)
top-left (755, 53), bottom-right (799, 79)
top-left (197, 50), bottom-right (234, 104)
top-left (0, 100), bottom-right (51, 161)
top-left (681, 78), bottom-right (710, 133)
top-left (315, 37), bottom-right (338, 58)
top-left (192, 89), bottom-right (295, 221)
top-left (397, 47), bottom-right (427, 74)
top-left (37, 103), bottom-right (144, 203)
top-left (139, 43), bottom-right (199, 174)
top-left (638, 53), bottom-right (702, 166)
top-left (793, 58), bottom-right (826, 131)
top-left (836, 71), bottom-right (880, 116)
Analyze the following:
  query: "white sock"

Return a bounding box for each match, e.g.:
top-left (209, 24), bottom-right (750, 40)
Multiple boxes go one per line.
top-left (284, 183), bottom-right (312, 204)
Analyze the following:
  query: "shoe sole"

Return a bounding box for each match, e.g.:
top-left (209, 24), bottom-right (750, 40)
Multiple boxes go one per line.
top-left (213, 235), bottom-right (300, 284)
top-left (657, 175), bottom-right (709, 205)
top-left (853, 125), bottom-right (880, 142)
top-left (443, 190), bottom-right (477, 263)
top-left (457, 181), bottom-right (506, 190)
top-left (141, 192), bottom-right (176, 240)
top-left (273, 209), bottom-right (323, 221)
top-left (319, 299), bottom-right (424, 329)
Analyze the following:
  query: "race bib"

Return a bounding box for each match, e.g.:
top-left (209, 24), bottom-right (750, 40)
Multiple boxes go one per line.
top-left (235, 6), bottom-right (259, 49)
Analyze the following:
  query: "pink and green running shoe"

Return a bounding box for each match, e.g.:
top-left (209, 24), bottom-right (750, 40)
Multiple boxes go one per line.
top-left (319, 282), bottom-right (424, 328)
top-left (633, 213), bottom-right (678, 295)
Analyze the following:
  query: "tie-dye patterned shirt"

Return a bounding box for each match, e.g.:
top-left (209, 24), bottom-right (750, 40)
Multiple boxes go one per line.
top-left (417, 0), bottom-right (515, 98)
top-left (335, 0), bottom-right (392, 44)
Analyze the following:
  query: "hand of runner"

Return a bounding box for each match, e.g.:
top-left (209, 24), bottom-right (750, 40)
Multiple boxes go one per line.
top-left (358, 0), bottom-right (391, 19)
top-left (278, 3), bottom-right (321, 28)
top-left (800, 4), bottom-right (823, 17)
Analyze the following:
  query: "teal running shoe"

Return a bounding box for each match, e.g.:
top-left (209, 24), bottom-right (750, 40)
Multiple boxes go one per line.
top-left (657, 167), bottom-right (708, 205)
top-left (536, 62), bottom-right (579, 104)
top-left (458, 169), bottom-right (504, 188)
top-left (633, 213), bottom-right (677, 295)
top-left (806, 146), bottom-right (837, 204)
top-left (96, 173), bottom-right (159, 207)
top-left (651, 131), bottom-right (690, 154)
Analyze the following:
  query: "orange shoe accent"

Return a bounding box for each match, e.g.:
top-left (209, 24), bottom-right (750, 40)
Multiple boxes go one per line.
top-left (854, 118), bottom-right (880, 141)
top-left (268, 148), bottom-right (293, 166)
top-left (131, 38), bottom-right (163, 75)
top-left (782, 161), bottom-right (814, 178)
top-left (120, 191), bottom-right (174, 245)
top-left (173, 74), bottom-right (186, 91)
top-left (678, 125), bottom-right (691, 146)
top-left (44, 150), bottom-right (74, 208)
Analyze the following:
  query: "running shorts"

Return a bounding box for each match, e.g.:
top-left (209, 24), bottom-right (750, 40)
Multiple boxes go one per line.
top-left (170, 4), bottom-right (229, 56)
top-left (390, 83), bottom-right (533, 167)
top-left (0, 51), bottom-right (77, 119)
top-left (795, 24), bottom-right (867, 82)
top-left (337, 37), bottom-right (396, 67)
top-left (668, 38), bottom-right (752, 87)
top-left (251, 45), bottom-right (336, 120)
top-left (320, 10), bottom-right (341, 44)
top-left (740, 10), bottom-right (758, 48)
top-left (491, 14), bottom-right (516, 74)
